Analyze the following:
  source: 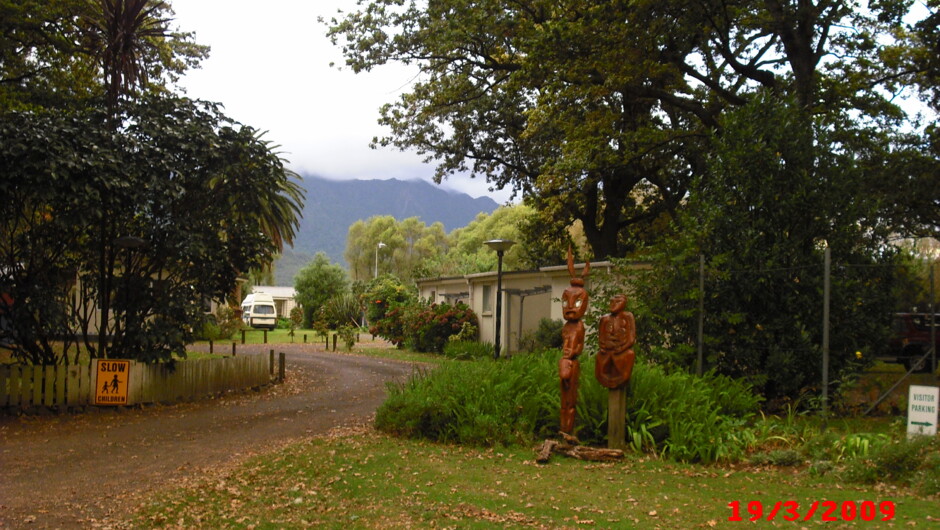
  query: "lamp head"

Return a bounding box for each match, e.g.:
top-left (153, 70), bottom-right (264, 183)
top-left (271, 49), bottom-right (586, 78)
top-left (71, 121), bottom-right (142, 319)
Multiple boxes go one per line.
top-left (483, 239), bottom-right (516, 254)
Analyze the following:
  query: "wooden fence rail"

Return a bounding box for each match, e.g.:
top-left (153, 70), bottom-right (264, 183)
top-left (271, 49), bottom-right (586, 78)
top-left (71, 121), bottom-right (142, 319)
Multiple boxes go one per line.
top-left (0, 353), bottom-right (276, 412)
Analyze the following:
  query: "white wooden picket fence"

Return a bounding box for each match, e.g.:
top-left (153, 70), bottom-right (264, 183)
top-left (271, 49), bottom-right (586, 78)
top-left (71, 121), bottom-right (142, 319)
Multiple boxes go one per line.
top-left (0, 353), bottom-right (277, 412)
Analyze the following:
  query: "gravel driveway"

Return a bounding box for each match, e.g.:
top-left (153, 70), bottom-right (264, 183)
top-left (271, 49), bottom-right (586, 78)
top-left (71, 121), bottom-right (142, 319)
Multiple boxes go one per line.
top-left (0, 344), bottom-right (418, 528)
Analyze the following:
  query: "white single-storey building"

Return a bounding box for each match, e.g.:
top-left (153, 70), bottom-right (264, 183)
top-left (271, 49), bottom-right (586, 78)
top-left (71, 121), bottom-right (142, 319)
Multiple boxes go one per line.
top-left (416, 261), bottom-right (648, 354)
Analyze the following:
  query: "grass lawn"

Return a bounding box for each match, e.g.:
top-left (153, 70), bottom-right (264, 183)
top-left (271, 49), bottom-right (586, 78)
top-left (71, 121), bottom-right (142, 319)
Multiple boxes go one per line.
top-left (132, 425), bottom-right (938, 529)
top-left (126, 347), bottom-right (937, 528)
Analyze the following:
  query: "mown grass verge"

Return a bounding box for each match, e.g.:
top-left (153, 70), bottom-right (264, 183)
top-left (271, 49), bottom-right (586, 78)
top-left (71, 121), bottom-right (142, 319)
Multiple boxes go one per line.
top-left (132, 425), bottom-right (938, 529)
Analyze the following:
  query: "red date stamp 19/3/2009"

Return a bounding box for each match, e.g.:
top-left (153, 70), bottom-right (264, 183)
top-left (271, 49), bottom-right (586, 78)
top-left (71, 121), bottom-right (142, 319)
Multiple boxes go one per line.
top-left (728, 500), bottom-right (895, 522)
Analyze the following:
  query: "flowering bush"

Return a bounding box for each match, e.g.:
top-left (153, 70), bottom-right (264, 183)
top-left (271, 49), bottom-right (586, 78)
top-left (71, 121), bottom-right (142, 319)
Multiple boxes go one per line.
top-left (363, 275), bottom-right (416, 348)
top-left (370, 303), bottom-right (409, 348)
top-left (405, 301), bottom-right (478, 354)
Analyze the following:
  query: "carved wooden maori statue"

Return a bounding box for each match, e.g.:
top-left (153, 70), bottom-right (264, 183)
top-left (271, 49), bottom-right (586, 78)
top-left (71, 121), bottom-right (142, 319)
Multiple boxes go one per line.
top-left (596, 294), bottom-right (636, 389)
top-left (559, 247), bottom-right (590, 435)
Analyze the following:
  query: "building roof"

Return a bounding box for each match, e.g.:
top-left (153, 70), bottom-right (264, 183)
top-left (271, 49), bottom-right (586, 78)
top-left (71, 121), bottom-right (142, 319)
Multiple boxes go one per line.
top-left (251, 285), bottom-right (297, 299)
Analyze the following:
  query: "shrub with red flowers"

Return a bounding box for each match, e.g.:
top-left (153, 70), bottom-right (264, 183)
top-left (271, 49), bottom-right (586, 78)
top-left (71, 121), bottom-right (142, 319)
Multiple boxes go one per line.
top-left (363, 275), bottom-right (416, 348)
top-left (370, 303), bottom-right (409, 348)
top-left (362, 275), bottom-right (478, 353)
top-left (405, 301), bottom-right (478, 354)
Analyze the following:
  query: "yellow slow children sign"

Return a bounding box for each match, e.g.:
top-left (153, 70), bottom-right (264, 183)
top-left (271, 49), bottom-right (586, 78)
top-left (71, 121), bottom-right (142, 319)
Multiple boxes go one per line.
top-left (94, 359), bottom-right (130, 405)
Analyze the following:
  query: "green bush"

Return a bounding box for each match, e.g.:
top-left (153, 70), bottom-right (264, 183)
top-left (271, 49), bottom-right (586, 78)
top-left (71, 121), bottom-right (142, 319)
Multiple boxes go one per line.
top-left (376, 350), bottom-right (763, 462)
top-left (443, 340), bottom-right (493, 360)
top-left (369, 303), bottom-right (408, 347)
top-left (276, 317), bottom-right (292, 329)
top-left (404, 302), bottom-right (478, 354)
top-left (337, 325), bottom-right (358, 351)
top-left (318, 293), bottom-right (363, 329)
top-left (448, 321), bottom-right (479, 343)
top-left (518, 318), bottom-right (563, 352)
top-left (194, 317), bottom-right (221, 341)
top-left (749, 449), bottom-right (802, 467)
top-left (619, 363), bottom-right (762, 462)
top-left (376, 352), bottom-right (559, 446)
top-left (289, 306), bottom-right (304, 328)
top-left (841, 436), bottom-right (940, 494)
top-left (194, 306), bottom-right (243, 341)
top-left (363, 275), bottom-right (415, 325)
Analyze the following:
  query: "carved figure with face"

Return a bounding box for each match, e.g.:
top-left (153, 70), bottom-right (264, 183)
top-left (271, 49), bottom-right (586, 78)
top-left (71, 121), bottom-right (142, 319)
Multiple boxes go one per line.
top-left (559, 248), bottom-right (590, 435)
top-left (595, 294), bottom-right (636, 389)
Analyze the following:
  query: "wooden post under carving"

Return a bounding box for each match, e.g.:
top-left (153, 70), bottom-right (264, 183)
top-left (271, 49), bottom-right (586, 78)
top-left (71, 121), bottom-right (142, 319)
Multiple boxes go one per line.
top-left (596, 294), bottom-right (636, 450)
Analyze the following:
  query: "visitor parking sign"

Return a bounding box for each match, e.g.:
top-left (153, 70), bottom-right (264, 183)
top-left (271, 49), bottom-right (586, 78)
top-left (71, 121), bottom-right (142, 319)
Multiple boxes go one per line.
top-left (907, 385), bottom-right (938, 438)
top-left (94, 359), bottom-right (130, 405)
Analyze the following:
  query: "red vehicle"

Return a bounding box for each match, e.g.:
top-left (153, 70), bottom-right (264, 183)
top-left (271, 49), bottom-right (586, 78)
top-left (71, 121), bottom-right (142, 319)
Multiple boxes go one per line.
top-left (888, 313), bottom-right (938, 373)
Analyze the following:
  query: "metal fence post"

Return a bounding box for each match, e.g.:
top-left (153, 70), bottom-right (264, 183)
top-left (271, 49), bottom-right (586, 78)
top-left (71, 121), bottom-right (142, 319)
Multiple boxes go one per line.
top-left (697, 254), bottom-right (705, 376)
top-left (931, 262), bottom-right (937, 382)
top-left (822, 246), bottom-right (831, 422)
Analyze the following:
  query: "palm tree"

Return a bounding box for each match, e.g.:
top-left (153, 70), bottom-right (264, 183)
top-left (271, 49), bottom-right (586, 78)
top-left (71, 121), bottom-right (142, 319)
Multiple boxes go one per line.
top-left (212, 126), bottom-right (305, 281)
top-left (85, 0), bottom-right (169, 111)
top-left (83, 0), bottom-right (170, 357)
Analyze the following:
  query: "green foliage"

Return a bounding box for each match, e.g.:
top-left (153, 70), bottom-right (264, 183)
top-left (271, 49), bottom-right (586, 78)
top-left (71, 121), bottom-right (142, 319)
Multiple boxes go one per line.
top-left (289, 306), bottom-right (304, 328)
top-left (518, 318), bottom-right (563, 353)
top-left (447, 321), bottom-right (479, 343)
top-left (0, 0), bottom-right (208, 112)
top-left (294, 252), bottom-right (349, 328)
top-left (592, 94), bottom-right (905, 405)
top-left (328, 1), bottom-right (937, 259)
top-left (337, 325), bottom-right (358, 351)
top-left (749, 449), bottom-right (803, 467)
top-left (841, 436), bottom-right (940, 495)
top-left (196, 305), bottom-right (247, 342)
top-left (619, 362), bottom-right (763, 462)
top-left (435, 205), bottom-right (532, 275)
top-left (362, 275), bottom-right (416, 347)
top-left (376, 351), bottom-right (762, 462)
top-left (404, 301), bottom-right (478, 354)
top-left (363, 274), bottom-right (415, 323)
top-left (212, 306), bottom-right (243, 341)
top-left (0, 95), bottom-right (303, 364)
top-left (345, 215), bottom-right (448, 283)
top-left (376, 353), bottom-right (560, 446)
top-left (442, 341), bottom-right (493, 361)
top-left (317, 293), bottom-right (363, 330)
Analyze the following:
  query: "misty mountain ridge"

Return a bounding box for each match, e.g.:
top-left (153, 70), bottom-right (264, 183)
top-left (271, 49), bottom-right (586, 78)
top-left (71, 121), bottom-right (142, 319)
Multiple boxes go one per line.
top-left (272, 175), bottom-right (499, 285)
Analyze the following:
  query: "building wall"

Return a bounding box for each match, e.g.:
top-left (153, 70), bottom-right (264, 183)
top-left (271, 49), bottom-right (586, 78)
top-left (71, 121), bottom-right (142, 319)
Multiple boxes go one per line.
top-left (416, 262), bottom-right (642, 354)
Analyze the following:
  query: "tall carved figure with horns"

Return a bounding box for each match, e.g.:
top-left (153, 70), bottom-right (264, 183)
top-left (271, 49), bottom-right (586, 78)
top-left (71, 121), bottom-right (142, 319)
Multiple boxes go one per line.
top-left (559, 247), bottom-right (590, 435)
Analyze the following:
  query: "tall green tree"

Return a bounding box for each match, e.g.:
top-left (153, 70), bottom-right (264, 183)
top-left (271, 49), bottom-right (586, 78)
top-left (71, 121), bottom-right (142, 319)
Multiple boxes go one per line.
top-left (344, 216), bottom-right (448, 283)
top-left (294, 252), bottom-right (349, 328)
top-left (0, 2), bottom-right (301, 362)
top-left (0, 108), bottom-right (112, 364)
top-left (327, 0), bottom-right (938, 255)
top-left (435, 205), bottom-right (532, 275)
top-left (327, 0), bottom-right (703, 259)
top-left (603, 93), bottom-right (903, 403)
top-left (0, 0), bottom-right (206, 111)
top-left (0, 95), bottom-right (303, 363)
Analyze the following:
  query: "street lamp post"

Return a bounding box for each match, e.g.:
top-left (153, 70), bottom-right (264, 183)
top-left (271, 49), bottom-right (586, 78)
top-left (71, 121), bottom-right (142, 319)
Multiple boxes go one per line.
top-left (484, 239), bottom-right (515, 359)
top-left (374, 242), bottom-right (386, 279)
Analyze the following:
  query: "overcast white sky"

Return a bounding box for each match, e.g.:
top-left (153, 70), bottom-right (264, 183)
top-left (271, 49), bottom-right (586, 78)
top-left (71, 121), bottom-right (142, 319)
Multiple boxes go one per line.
top-left (170, 0), bottom-right (513, 203)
